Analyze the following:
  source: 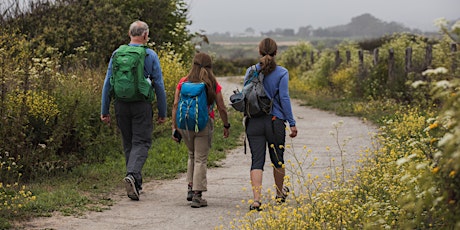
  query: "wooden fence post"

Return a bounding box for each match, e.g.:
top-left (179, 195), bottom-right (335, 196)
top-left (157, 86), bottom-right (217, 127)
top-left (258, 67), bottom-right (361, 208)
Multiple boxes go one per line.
top-left (310, 51), bottom-right (315, 65)
top-left (373, 48), bottom-right (379, 66)
top-left (405, 47), bottom-right (412, 73)
top-left (388, 48), bottom-right (395, 85)
top-left (346, 50), bottom-right (351, 65)
top-left (356, 49), bottom-right (365, 97)
top-left (334, 50), bottom-right (341, 69)
top-left (424, 44), bottom-right (432, 70)
top-left (451, 43), bottom-right (457, 75)
top-left (302, 51), bottom-right (308, 68)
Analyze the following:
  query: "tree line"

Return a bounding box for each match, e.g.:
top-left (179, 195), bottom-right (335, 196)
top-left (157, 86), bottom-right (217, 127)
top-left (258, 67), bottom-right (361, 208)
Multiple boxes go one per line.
top-left (0, 0), bottom-right (194, 69)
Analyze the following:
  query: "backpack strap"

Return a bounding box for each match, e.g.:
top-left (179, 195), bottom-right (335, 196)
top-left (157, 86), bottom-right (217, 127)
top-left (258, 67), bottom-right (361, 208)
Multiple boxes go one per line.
top-left (244, 65), bottom-right (259, 86)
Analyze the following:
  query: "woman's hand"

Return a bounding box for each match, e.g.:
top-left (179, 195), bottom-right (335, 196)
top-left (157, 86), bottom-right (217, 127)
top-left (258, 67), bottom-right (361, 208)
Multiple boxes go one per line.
top-left (172, 129), bottom-right (181, 143)
top-left (289, 126), bottom-right (298, 138)
top-left (223, 126), bottom-right (230, 138)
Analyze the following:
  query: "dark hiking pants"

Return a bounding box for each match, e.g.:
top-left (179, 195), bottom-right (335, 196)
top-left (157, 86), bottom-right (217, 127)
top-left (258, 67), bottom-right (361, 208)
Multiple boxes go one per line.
top-left (246, 115), bottom-right (286, 170)
top-left (115, 100), bottom-right (153, 188)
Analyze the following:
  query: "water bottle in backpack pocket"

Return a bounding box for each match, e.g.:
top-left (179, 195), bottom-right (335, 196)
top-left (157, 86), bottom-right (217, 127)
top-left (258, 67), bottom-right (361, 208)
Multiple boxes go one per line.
top-left (110, 45), bottom-right (155, 102)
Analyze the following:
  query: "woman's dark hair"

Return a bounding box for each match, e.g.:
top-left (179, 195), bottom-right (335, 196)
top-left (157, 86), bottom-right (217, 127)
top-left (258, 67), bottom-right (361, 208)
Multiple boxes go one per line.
top-left (187, 52), bottom-right (217, 105)
top-left (258, 38), bottom-right (277, 75)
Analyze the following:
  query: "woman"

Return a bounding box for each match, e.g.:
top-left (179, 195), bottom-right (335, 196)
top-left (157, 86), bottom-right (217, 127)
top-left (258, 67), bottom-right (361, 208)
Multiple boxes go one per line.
top-left (245, 38), bottom-right (298, 211)
top-left (171, 52), bottom-right (230, 208)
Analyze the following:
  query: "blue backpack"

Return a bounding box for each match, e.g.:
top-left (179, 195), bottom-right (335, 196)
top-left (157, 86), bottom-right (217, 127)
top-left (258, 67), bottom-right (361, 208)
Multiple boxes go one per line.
top-left (176, 82), bottom-right (209, 132)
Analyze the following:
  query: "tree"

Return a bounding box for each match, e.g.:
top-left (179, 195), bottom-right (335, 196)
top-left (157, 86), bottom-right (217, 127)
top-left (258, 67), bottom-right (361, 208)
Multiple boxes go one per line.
top-left (297, 25), bottom-right (313, 37)
top-left (1, 0), bottom-right (193, 67)
top-left (245, 27), bottom-right (255, 34)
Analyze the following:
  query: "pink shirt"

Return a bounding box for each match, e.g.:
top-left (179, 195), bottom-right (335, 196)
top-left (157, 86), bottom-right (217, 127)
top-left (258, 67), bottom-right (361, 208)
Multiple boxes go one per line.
top-left (176, 77), bottom-right (222, 119)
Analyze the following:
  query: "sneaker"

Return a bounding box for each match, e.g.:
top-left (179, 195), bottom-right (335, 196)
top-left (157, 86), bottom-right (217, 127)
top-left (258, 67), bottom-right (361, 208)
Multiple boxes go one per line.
top-left (191, 193), bottom-right (207, 208)
top-left (138, 184), bottom-right (143, 194)
top-left (124, 174), bottom-right (139, 201)
top-left (187, 184), bottom-right (193, 201)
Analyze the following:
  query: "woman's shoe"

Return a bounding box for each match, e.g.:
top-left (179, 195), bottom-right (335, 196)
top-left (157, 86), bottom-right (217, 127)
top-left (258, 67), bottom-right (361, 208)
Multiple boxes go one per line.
top-left (249, 201), bottom-right (262, 211)
top-left (187, 184), bottom-right (193, 201)
top-left (276, 186), bottom-right (290, 204)
top-left (191, 193), bottom-right (208, 208)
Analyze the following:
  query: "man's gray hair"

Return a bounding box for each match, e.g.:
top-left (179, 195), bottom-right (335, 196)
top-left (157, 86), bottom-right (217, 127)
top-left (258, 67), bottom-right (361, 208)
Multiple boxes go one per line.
top-left (129, 20), bottom-right (149, 37)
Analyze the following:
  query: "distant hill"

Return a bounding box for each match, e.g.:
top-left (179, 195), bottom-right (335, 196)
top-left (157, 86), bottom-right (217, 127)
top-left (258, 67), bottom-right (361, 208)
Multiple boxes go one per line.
top-left (211, 13), bottom-right (425, 39)
top-left (318, 13), bottom-right (422, 38)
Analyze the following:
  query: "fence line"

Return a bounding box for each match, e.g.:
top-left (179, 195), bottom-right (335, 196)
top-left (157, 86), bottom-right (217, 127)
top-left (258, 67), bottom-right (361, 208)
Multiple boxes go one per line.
top-left (308, 44), bottom-right (459, 84)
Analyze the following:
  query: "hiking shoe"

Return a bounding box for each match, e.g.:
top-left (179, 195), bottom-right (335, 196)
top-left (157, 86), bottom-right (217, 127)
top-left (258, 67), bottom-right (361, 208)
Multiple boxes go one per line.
top-left (124, 174), bottom-right (139, 201)
top-left (187, 184), bottom-right (193, 201)
top-left (191, 193), bottom-right (207, 208)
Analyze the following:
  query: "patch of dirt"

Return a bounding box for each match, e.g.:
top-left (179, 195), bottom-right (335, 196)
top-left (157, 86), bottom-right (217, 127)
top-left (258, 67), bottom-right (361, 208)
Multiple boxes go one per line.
top-left (19, 76), bottom-right (377, 230)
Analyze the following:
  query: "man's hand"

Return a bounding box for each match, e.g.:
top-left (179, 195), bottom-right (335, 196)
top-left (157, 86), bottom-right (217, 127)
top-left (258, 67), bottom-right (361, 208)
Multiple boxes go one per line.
top-left (101, 114), bottom-right (111, 126)
top-left (157, 117), bottom-right (166, 124)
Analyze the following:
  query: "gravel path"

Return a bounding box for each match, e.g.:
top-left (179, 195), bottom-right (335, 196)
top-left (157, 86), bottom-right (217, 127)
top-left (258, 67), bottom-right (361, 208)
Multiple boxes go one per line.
top-left (20, 76), bottom-right (377, 230)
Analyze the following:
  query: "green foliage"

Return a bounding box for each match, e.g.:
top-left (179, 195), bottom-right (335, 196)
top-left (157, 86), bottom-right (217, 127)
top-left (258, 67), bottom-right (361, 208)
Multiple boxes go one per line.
top-left (1, 0), bottom-right (193, 68)
top-left (303, 50), bottom-right (336, 91)
top-left (366, 33), bottom-right (431, 99)
top-left (426, 76), bottom-right (460, 227)
top-left (0, 153), bottom-right (36, 225)
top-left (278, 41), bottom-right (315, 72)
top-left (0, 0), bottom-right (201, 227)
top-left (152, 47), bottom-right (188, 137)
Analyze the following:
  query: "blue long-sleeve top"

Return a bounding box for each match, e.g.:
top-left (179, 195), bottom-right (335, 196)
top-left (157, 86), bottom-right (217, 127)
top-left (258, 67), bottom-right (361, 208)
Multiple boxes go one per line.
top-left (244, 63), bottom-right (296, 127)
top-left (100, 44), bottom-right (167, 118)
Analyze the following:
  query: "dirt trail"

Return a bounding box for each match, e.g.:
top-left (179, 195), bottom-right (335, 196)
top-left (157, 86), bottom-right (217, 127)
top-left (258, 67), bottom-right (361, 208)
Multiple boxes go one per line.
top-left (20, 76), bottom-right (377, 230)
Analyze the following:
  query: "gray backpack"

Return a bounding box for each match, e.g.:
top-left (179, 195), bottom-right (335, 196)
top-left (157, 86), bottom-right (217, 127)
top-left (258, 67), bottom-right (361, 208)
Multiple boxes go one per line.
top-left (230, 65), bottom-right (273, 117)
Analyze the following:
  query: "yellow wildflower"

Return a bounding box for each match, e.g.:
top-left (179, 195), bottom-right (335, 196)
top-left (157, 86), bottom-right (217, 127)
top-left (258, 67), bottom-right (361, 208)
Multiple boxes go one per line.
top-left (432, 167), bottom-right (439, 174)
top-left (428, 123), bottom-right (438, 130)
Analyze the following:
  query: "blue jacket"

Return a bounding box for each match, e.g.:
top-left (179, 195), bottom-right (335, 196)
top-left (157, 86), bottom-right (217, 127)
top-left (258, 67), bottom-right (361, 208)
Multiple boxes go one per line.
top-left (100, 44), bottom-right (167, 117)
top-left (244, 63), bottom-right (296, 127)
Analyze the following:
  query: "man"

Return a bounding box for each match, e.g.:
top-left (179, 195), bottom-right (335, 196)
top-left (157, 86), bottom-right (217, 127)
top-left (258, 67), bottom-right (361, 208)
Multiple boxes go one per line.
top-left (100, 20), bottom-right (167, 201)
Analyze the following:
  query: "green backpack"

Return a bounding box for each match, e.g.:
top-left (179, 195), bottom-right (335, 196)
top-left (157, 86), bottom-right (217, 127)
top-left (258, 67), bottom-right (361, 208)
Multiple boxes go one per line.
top-left (110, 45), bottom-right (155, 102)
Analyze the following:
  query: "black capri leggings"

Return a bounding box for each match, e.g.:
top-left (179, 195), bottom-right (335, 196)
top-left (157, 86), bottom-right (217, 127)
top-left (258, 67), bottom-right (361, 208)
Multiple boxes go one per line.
top-left (246, 115), bottom-right (286, 170)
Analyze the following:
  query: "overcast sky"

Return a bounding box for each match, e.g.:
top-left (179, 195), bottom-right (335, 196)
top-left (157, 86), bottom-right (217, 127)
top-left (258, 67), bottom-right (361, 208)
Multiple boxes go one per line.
top-left (184, 0), bottom-right (459, 34)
